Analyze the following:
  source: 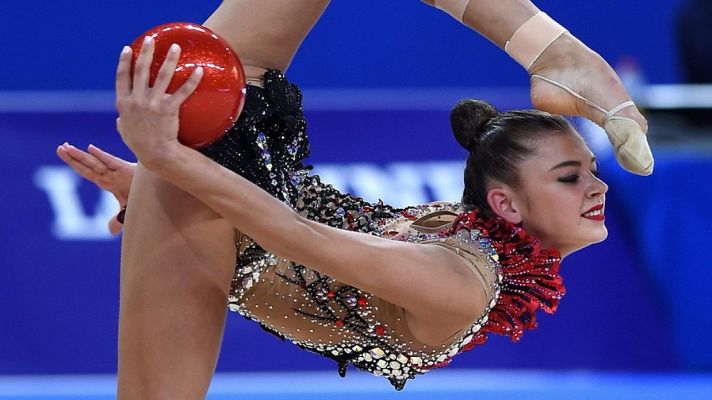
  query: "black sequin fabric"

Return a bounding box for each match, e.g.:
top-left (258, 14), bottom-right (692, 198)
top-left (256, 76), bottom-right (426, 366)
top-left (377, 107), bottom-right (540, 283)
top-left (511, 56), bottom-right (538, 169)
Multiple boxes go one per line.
top-left (201, 69), bottom-right (310, 205)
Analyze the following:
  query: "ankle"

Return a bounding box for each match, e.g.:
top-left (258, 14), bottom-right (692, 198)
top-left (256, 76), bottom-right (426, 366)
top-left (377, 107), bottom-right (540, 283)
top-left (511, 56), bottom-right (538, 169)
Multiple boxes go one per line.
top-left (528, 33), bottom-right (592, 75)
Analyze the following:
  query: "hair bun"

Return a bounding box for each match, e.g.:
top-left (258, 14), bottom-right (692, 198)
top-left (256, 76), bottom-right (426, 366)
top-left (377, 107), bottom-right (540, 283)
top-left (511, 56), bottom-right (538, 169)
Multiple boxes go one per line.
top-left (450, 99), bottom-right (498, 151)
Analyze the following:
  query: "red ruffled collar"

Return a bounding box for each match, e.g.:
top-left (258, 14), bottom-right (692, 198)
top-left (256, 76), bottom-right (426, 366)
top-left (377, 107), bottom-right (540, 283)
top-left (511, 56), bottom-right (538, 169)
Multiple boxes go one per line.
top-left (449, 208), bottom-right (565, 351)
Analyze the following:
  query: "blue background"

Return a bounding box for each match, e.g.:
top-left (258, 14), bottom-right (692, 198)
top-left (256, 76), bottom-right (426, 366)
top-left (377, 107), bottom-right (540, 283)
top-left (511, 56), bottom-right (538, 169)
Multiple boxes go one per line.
top-left (0, 0), bottom-right (684, 90)
top-left (2, 0), bottom-right (711, 378)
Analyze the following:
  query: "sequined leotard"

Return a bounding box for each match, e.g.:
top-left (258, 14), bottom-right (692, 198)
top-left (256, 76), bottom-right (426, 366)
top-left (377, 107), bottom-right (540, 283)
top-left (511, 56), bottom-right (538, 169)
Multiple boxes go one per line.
top-left (200, 70), bottom-right (565, 390)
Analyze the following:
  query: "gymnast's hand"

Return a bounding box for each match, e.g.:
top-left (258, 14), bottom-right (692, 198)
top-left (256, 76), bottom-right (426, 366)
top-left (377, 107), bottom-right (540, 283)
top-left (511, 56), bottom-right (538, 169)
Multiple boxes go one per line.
top-left (114, 37), bottom-right (203, 168)
top-left (55, 143), bottom-right (135, 235)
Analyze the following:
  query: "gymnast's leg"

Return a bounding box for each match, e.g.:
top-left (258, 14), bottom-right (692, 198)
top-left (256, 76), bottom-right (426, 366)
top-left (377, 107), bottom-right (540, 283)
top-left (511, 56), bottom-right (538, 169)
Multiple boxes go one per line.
top-left (115, 2), bottom-right (329, 398)
top-left (117, 166), bottom-right (236, 399)
top-left (430, 0), bottom-right (647, 131)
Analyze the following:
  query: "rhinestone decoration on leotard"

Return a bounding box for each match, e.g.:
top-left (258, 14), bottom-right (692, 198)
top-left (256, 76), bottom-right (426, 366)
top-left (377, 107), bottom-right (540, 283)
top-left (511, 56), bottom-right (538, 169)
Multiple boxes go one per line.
top-left (200, 69), bottom-right (310, 205)
top-left (202, 69), bottom-right (565, 390)
top-left (230, 202), bottom-right (503, 390)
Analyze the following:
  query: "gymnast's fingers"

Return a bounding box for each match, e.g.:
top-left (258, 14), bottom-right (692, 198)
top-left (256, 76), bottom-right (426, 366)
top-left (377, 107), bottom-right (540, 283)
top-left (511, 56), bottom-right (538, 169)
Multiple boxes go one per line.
top-left (56, 144), bottom-right (103, 182)
top-left (132, 36), bottom-right (155, 97)
top-left (87, 144), bottom-right (132, 172)
top-left (63, 143), bottom-right (109, 175)
top-left (152, 43), bottom-right (181, 94)
top-left (115, 46), bottom-right (133, 100)
top-left (167, 66), bottom-right (203, 110)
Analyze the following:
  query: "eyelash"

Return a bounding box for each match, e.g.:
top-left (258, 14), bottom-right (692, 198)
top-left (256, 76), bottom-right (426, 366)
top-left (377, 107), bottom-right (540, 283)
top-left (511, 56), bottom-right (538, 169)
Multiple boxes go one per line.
top-left (558, 170), bottom-right (601, 184)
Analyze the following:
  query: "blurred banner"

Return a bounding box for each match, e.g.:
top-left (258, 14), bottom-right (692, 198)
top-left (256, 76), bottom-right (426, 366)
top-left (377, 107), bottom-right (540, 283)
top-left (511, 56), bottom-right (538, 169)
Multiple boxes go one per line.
top-left (5, 88), bottom-right (709, 375)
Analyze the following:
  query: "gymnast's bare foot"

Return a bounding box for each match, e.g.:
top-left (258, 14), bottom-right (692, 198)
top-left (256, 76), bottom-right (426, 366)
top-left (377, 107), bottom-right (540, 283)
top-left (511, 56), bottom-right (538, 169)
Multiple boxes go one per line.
top-left (527, 33), bottom-right (648, 133)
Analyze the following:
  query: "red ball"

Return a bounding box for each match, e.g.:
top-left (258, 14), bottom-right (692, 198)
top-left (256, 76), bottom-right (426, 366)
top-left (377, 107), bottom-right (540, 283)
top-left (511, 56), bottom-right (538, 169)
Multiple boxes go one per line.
top-left (130, 22), bottom-right (246, 149)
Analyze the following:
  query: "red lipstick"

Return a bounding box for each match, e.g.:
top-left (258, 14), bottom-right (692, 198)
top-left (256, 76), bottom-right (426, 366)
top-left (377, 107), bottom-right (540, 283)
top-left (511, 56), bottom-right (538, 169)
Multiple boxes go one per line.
top-left (581, 204), bottom-right (605, 221)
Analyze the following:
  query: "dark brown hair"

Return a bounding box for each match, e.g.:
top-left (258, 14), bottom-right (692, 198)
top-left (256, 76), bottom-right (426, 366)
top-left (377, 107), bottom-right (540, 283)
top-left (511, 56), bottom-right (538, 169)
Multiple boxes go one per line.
top-left (450, 99), bottom-right (576, 214)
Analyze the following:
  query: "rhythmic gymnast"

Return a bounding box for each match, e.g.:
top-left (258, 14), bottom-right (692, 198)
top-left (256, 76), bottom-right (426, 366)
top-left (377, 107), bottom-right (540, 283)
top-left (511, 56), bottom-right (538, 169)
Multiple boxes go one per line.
top-left (57, 0), bottom-right (653, 397)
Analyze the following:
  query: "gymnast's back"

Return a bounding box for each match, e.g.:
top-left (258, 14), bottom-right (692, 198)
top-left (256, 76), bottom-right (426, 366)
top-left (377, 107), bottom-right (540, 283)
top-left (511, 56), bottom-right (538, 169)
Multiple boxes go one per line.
top-left (228, 199), bottom-right (501, 390)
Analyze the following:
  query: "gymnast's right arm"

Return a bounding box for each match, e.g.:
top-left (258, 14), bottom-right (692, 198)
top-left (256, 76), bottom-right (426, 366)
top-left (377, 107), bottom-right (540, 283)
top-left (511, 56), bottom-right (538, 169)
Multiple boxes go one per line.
top-left (153, 141), bottom-right (487, 345)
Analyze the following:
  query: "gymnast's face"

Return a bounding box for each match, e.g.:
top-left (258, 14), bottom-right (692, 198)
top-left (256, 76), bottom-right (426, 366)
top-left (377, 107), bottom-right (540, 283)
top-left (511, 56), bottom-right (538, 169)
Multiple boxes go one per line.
top-left (487, 133), bottom-right (609, 257)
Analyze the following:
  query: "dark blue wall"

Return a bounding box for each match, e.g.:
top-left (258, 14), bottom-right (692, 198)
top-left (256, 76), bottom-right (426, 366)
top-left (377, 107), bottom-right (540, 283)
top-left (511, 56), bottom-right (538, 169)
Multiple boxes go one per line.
top-left (1, 0), bottom-right (684, 91)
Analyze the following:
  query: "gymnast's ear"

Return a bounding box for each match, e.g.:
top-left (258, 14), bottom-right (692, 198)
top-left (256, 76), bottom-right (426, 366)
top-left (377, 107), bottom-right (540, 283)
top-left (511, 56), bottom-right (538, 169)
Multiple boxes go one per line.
top-left (486, 187), bottom-right (523, 224)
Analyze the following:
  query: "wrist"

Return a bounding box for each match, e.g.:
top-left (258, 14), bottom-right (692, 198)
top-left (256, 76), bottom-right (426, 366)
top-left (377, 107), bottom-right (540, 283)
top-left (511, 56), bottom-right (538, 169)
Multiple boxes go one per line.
top-left (118, 189), bottom-right (130, 206)
top-left (138, 139), bottom-right (182, 174)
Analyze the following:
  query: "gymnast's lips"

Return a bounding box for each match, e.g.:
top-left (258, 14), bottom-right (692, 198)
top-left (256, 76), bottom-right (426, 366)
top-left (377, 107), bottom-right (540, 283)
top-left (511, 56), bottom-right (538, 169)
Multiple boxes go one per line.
top-left (581, 204), bottom-right (605, 220)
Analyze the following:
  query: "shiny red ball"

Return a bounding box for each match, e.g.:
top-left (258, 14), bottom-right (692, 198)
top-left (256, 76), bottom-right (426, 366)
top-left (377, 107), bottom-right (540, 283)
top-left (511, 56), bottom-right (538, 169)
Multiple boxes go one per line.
top-left (130, 22), bottom-right (246, 148)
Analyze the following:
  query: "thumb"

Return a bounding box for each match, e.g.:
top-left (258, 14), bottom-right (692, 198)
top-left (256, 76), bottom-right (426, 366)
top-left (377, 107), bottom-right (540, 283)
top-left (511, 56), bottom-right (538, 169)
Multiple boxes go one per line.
top-left (108, 215), bottom-right (123, 236)
top-left (108, 207), bottom-right (126, 236)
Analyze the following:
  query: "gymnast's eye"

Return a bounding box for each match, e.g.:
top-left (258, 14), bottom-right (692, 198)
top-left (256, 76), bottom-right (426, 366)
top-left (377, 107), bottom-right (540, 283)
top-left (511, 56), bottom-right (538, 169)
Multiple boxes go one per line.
top-left (557, 174), bottom-right (580, 184)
